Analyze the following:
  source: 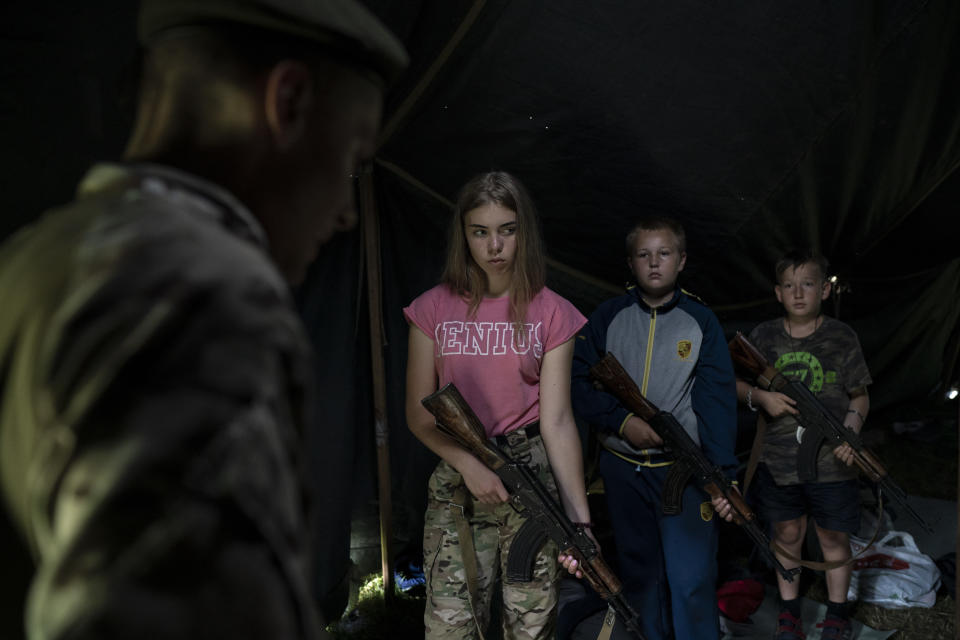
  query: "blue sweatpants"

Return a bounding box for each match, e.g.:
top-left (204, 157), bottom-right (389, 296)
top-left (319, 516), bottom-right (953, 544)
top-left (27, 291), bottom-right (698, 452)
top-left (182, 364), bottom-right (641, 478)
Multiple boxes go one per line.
top-left (599, 449), bottom-right (720, 640)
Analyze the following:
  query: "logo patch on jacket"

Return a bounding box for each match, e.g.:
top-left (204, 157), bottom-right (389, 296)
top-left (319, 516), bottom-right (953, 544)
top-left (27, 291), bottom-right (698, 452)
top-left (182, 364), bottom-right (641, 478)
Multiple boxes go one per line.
top-left (700, 501), bottom-right (714, 521)
top-left (677, 340), bottom-right (692, 360)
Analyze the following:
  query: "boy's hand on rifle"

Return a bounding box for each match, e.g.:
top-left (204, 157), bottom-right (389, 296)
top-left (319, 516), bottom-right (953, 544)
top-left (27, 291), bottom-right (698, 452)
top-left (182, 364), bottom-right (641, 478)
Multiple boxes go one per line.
top-left (622, 416), bottom-right (664, 449)
top-left (832, 431), bottom-right (859, 466)
top-left (461, 458), bottom-right (510, 504)
top-left (833, 415), bottom-right (863, 466)
top-left (833, 442), bottom-right (857, 466)
top-left (756, 389), bottom-right (798, 418)
top-left (558, 528), bottom-right (599, 579)
top-left (710, 487), bottom-right (739, 522)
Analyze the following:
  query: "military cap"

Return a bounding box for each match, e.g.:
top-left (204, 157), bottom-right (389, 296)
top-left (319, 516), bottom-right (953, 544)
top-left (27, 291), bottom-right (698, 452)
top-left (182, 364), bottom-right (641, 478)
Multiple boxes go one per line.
top-left (138, 0), bottom-right (408, 86)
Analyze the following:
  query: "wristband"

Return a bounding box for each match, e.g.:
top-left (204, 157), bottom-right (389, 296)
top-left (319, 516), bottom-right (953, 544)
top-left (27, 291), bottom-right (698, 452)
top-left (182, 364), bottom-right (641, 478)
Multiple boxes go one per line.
top-left (847, 408), bottom-right (865, 425)
top-left (746, 387), bottom-right (758, 412)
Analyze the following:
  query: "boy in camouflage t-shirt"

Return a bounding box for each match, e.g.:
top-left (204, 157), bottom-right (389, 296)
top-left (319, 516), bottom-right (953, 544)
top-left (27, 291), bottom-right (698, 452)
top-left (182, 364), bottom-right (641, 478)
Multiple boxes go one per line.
top-left (735, 250), bottom-right (871, 640)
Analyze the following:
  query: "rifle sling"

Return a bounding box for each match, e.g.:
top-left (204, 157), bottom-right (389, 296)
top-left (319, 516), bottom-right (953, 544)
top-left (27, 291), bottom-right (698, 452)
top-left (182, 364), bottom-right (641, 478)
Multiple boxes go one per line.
top-left (769, 489), bottom-right (884, 572)
top-left (450, 485), bottom-right (486, 640)
top-left (742, 413), bottom-right (767, 496)
top-left (597, 605), bottom-right (617, 640)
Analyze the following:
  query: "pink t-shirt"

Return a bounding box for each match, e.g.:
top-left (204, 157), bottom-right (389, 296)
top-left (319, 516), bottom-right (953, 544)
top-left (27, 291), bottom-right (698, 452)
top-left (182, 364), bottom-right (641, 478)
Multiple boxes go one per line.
top-left (404, 284), bottom-right (586, 437)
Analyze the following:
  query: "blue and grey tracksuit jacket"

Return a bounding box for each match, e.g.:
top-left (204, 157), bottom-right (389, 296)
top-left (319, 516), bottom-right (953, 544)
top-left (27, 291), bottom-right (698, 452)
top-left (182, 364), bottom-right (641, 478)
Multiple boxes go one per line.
top-left (571, 286), bottom-right (738, 478)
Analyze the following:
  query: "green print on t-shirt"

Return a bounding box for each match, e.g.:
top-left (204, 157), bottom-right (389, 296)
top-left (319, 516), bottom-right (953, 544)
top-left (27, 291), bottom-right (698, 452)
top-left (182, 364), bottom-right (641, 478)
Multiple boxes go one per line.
top-left (775, 351), bottom-right (829, 393)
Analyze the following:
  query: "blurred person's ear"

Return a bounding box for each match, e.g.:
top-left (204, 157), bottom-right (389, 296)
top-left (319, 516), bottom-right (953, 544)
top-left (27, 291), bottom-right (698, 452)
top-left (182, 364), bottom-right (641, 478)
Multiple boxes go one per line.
top-left (264, 60), bottom-right (314, 151)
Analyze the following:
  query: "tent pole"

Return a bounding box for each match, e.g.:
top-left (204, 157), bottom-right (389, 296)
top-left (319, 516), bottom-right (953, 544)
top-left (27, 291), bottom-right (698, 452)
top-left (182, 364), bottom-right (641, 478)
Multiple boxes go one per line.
top-left (359, 164), bottom-right (394, 603)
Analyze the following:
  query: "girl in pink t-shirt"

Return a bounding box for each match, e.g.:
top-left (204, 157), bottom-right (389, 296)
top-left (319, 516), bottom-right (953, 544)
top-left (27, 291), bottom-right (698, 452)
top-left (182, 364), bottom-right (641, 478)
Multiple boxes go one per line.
top-left (404, 171), bottom-right (593, 639)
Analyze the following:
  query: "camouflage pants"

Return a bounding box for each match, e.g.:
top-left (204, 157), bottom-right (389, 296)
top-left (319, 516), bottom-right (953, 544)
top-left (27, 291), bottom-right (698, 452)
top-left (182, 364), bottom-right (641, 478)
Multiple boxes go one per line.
top-left (422, 430), bottom-right (561, 640)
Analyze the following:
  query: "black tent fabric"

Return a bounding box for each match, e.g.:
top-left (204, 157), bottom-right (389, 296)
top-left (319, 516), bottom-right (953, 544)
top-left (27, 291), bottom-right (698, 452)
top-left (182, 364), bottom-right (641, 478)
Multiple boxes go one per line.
top-left (365, 0), bottom-right (960, 399)
top-left (300, 0), bottom-right (960, 609)
top-left (2, 0), bottom-right (959, 630)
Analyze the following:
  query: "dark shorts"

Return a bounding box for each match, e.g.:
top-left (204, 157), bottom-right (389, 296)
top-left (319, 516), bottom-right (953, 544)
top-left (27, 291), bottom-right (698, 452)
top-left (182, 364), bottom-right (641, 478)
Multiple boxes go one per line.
top-left (751, 464), bottom-right (860, 533)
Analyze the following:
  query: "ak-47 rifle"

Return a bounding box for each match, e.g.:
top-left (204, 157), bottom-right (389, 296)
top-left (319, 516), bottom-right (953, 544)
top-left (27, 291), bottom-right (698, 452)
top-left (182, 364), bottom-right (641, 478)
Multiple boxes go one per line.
top-left (589, 352), bottom-right (801, 583)
top-left (422, 383), bottom-right (647, 640)
top-left (728, 332), bottom-right (932, 533)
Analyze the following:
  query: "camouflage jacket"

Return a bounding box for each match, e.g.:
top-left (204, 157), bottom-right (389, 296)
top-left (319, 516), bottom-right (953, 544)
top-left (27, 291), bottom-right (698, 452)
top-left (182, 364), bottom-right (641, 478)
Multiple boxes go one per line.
top-left (0, 163), bottom-right (323, 639)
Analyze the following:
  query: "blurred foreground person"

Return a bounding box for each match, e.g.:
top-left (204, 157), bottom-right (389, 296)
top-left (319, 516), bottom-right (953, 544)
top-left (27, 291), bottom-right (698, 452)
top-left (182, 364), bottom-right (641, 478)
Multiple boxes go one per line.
top-left (0, 1), bottom-right (406, 638)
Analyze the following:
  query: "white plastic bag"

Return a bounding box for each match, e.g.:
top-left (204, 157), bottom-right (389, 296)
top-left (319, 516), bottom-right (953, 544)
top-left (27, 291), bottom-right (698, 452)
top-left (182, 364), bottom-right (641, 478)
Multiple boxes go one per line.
top-left (847, 530), bottom-right (941, 608)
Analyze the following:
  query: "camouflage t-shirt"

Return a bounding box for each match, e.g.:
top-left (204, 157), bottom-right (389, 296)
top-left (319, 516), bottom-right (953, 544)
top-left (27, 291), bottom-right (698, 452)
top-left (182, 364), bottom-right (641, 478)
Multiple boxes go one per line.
top-left (748, 316), bottom-right (872, 485)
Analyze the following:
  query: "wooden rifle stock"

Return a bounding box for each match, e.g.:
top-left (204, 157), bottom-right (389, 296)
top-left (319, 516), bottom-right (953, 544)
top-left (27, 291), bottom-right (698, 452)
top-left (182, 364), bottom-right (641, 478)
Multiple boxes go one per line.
top-left (421, 384), bottom-right (505, 472)
top-left (589, 355), bottom-right (659, 423)
top-left (728, 331), bottom-right (780, 390)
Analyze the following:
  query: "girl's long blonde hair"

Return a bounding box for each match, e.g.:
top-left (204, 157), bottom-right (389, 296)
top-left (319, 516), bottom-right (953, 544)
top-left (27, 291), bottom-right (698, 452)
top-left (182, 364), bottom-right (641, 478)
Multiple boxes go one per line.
top-left (441, 171), bottom-right (545, 331)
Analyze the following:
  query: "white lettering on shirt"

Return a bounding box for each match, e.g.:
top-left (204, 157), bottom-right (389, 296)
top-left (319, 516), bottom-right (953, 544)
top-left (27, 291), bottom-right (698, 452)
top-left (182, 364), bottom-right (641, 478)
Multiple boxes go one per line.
top-left (492, 322), bottom-right (509, 355)
top-left (438, 321), bottom-right (463, 355)
top-left (462, 322), bottom-right (493, 355)
top-left (438, 321), bottom-right (542, 358)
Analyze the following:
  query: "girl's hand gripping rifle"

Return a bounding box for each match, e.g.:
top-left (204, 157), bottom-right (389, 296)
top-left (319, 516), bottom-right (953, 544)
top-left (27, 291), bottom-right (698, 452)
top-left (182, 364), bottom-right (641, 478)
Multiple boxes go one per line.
top-left (421, 383), bottom-right (647, 640)
top-left (589, 352), bottom-right (800, 583)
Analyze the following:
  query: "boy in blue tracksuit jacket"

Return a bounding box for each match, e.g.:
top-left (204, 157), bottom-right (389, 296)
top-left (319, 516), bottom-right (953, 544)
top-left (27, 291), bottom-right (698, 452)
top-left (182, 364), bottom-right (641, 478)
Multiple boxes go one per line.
top-left (571, 217), bottom-right (738, 640)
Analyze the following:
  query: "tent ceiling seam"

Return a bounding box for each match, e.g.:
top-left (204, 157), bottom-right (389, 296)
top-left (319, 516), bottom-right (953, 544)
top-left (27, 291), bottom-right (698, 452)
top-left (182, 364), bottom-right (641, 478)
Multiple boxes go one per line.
top-left (375, 158), bottom-right (621, 296)
top-left (377, 0), bottom-right (487, 149)
top-left (857, 156), bottom-right (960, 256)
top-left (375, 157), bottom-right (453, 208)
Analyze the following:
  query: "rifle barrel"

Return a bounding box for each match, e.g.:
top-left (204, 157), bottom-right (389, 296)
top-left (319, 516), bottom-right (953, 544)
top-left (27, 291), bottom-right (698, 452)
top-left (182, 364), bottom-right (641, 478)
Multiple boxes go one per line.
top-left (878, 477), bottom-right (933, 533)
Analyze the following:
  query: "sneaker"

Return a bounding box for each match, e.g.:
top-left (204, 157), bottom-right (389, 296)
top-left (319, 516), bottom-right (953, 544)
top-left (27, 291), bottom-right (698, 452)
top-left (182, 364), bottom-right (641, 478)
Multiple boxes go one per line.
top-left (816, 616), bottom-right (853, 640)
top-left (774, 610), bottom-right (805, 640)
top-left (394, 559), bottom-right (425, 594)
